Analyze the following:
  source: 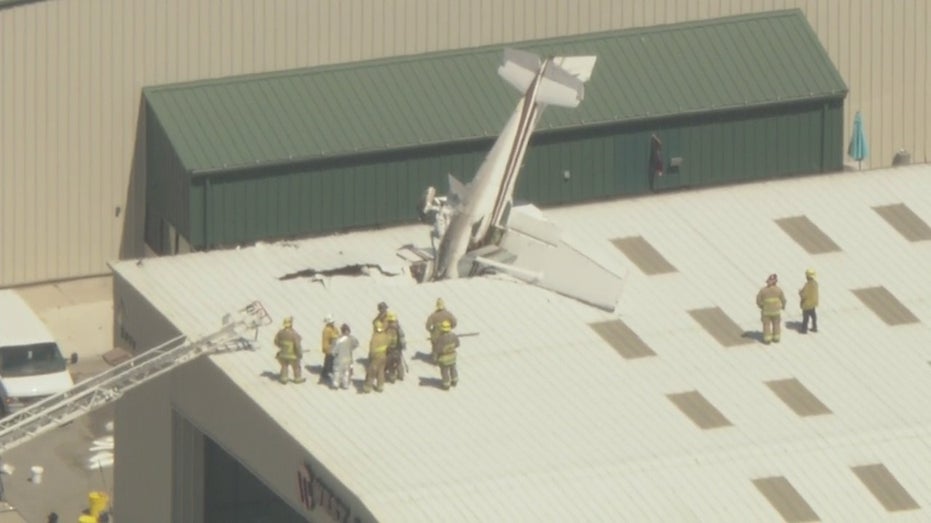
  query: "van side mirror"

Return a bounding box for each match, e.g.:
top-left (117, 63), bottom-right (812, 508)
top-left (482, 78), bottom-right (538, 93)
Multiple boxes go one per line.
top-left (70, 353), bottom-right (78, 365)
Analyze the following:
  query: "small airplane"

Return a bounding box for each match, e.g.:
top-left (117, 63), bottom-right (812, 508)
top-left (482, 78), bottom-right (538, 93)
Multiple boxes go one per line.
top-left (411, 48), bottom-right (625, 312)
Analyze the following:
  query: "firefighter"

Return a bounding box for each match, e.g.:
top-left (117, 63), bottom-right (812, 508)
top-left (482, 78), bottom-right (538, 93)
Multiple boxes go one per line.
top-left (433, 320), bottom-right (460, 390)
top-left (799, 268), bottom-right (819, 333)
top-left (363, 321), bottom-right (391, 393)
top-left (425, 298), bottom-right (457, 361)
top-left (331, 324), bottom-right (359, 390)
top-left (274, 316), bottom-right (305, 383)
top-left (320, 314), bottom-right (340, 384)
top-left (756, 274), bottom-right (787, 344)
top-left (372, 301), bottom-right (389, 331)
top-left (384, 311), bottom-right (407, 383)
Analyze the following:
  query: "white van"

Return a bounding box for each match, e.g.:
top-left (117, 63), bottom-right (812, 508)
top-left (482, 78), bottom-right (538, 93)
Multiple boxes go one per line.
top-left (0, 290), bottom-right (77, 416)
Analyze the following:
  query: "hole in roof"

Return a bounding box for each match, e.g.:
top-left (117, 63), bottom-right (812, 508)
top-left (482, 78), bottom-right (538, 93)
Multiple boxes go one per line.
top-left (279, 264), bottom-right (395, 280)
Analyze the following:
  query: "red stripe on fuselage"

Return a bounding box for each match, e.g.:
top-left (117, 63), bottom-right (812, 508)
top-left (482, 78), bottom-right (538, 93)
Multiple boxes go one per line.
top-left (486, 59), bottom-right (548, 242)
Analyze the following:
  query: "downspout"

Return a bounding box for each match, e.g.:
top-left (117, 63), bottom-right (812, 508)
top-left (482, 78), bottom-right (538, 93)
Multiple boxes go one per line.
top-left (820, 102), bottom-right (827, 172)
top-left (203, 176), bottom-right (210, 250)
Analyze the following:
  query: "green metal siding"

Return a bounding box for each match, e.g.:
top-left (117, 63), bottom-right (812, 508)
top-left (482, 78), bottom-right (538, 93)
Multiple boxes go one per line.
top-left (184, 99), bottom-right (842, 250)
top-left (518, 100), bottom-right (843, 203)
top-left (143, 9), bottom-right (845, 174)
top-left (145, 104), bottom-right (190, 253)
top-left (189, 145), bottom-right (489, 249)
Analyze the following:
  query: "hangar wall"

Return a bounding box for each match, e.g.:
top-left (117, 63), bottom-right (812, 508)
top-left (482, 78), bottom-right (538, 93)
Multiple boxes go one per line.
top-left (112, 271), bottom-right (181, 353)
top-left (172, 99), bottom-right (843, 251)
top-left (1, 0), bottom-right (928, 285)
top-left (116, 356), bottom-right (374, 522)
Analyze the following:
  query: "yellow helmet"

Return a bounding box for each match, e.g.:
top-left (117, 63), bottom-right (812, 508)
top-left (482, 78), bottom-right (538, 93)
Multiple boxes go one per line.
top-left (436, 298), bottom-right (445, 310)
top-left (440, 320), bottom-right (452, 332)
top-left (283, 316), bottom-right (293, 328)
top-left (805, 268), bottom-right (816, 278)
top-left (374, 320), bottom-right (385, 332)
top-left (386, 311), bottom-right (397, 321)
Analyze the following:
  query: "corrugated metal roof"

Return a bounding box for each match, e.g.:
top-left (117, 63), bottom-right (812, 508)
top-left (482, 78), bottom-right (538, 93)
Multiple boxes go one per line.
top-left (112, 164), bottom-right (931, 521)
top-left (144, 9), bottom-right (846, 174)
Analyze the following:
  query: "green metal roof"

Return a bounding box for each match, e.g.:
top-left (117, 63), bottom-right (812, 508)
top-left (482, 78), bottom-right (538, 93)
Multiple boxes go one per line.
top-left (144, 9), bottom-right (847, 174)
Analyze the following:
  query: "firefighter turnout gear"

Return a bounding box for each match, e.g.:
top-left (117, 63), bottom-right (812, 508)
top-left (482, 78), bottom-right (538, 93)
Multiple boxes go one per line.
top-left (321, 315), bottom-right (340, 383)
top-left (799, 269), bottom-right (819, 333)
top-left (426, 298), bottom-right (458, 349)
top-left (274, 318), bottom-right (305, 383)
top-left (433, 324), bottom-right (461, 390)
top-left (756, 274), bottom-right (787, 344)
top-left (372, 301), bottom-right (389, 332)
top-left (364, 321), bottom-right (392, 393)
top-left (385, 312), bottom-right (407, 383)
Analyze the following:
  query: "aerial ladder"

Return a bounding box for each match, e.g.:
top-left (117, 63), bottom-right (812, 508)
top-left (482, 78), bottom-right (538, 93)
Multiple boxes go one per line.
top-left (0, 300), bottom-right (272, 455)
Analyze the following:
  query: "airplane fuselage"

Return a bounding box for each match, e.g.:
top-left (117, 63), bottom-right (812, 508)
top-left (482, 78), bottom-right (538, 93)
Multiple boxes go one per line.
top-left (431, 58), bottom-right (551, 280)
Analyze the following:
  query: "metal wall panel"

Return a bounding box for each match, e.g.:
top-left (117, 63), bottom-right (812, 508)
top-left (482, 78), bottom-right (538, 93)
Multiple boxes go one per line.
top-left (188, 145), bottom-right (488, 250)
top-left (1, 0), bottom-right (928, 285)
top-left (522, 100), bottom-right (841, 203)
top-left (172, 410), bottom-right (205, 522)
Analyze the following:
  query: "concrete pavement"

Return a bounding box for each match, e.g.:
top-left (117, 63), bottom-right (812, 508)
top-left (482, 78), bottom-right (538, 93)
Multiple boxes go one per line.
top-left (4, 275), bottom-right (116, 521)
top-left (15, 275), bottom-right (114, 372)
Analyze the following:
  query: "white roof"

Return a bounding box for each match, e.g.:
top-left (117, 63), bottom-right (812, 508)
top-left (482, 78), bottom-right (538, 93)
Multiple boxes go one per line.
top-left (0, 290), bottom-right (55, 346)
top-left (111, 164), bottom-right (931, 521)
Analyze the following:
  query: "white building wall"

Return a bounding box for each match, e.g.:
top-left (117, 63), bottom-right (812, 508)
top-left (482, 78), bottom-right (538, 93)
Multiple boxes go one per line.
top-left (112, 272), bottom-right (181, 353)
top-left (1, 0), bottom-right (928, 286)
top-left (115, 356), bottom-right (374, 522)
top-left (113, 365), bottom-right (174, 523)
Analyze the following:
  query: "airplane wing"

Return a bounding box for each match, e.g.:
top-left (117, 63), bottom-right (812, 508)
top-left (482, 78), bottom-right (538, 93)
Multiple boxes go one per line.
top-left (464, 204), bottom-right (625, 311)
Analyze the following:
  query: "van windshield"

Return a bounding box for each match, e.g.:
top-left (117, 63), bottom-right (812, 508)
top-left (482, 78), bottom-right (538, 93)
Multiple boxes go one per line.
top-left (0, 343), bottom-right (67, 377)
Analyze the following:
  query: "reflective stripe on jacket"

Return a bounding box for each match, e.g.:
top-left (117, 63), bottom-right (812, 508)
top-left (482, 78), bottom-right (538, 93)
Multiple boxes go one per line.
top-left (434, 332), bottom-right (460, 366)
top-left (369, 331), bottom-right (391, 356)
top-left (757, 285), bottom-right (786, 316)
top-left (275, 328), bottom-right (302, 360)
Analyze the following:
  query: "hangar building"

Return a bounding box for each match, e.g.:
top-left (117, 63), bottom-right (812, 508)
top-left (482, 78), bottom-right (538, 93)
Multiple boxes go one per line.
top-left (111, 164), bottom-right (931, 521)
top-left (2, 0), bottom-right (928, 287)
top-left (142, 10), bottom-right (846, 253)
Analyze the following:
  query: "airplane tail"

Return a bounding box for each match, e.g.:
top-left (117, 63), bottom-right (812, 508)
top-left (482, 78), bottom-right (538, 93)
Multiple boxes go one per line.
top-left (497, 48), bottom-right (597, 108)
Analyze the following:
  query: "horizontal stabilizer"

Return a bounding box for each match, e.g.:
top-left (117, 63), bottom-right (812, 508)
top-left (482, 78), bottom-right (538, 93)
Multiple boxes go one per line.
top-left (551, 55), bottom-right (597, 83)
top-left (489, 228), bottom-right (623, 311)
top-left (498, 48), bottom-right (597, 108)
top-left (507, 204), bottom-right (561, 246)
